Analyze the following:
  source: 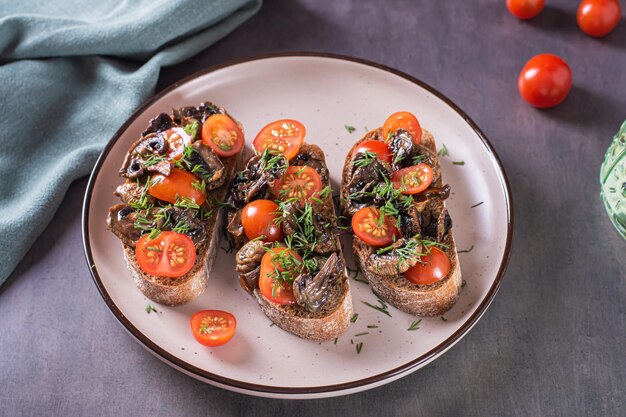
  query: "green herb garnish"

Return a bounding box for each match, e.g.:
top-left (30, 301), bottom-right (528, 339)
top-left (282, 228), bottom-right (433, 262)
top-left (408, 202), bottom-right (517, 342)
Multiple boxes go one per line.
top-left (437, 144), bottom-right (448, 157)
top-left (408, 319), bottom-right (422, 331)
top-left (345, 125), bottom-right (356, 134)
top-left (145, 303), bottom-right (157, 314)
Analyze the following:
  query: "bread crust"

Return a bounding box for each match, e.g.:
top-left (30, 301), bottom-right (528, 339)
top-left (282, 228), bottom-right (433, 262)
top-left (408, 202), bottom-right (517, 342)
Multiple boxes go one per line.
top-left (341, 128), bottom-right (462, 317)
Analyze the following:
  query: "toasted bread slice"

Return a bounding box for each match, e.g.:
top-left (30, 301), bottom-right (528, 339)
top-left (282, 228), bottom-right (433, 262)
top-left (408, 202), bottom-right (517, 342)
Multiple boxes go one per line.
top-left (341, 128), bottom-right (462, 317)
top-left (108, 102), bottom-right (245, 306)
top-left (119, 150), bottom-right (243, 306)
top-left (229, 142), bottom-right (353, 340)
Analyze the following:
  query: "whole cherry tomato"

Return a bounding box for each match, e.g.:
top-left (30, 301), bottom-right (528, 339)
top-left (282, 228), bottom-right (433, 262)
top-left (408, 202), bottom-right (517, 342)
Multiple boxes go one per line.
top-left (518, 54), bottom-right (573, 109)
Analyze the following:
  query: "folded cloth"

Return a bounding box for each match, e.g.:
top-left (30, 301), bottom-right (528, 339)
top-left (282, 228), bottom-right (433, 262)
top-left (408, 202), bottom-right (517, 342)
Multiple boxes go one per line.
top-left (0, 0), bottom-right (262, 286)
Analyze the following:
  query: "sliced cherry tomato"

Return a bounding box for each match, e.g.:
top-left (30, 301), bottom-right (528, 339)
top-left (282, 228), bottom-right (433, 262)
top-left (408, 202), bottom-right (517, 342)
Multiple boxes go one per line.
top-left (353, 140), bottom-right (392, 164)
top-left (518, 54), bottom-right (573, 109)
top-left (241, 200), bottom-right (283, 242)
top-left (148, 168), bottom-right (206, 205)
top-left (403, 248), bottom-right (451, 285)
top-left (506, 0), bottom-right (545, 19)
top-left (392, 164), bottom-right (434, 195)
top-left (273, 165), bottom-right (323, 202)
top-left (163, 128), bottom-right (192, 160)
top-left (259, 247), bottom-right (302, 305)
top-left (577, 0), bottom-right (621, 37)
top-left (135, 231), bottom-right (196, 278)
top-left (382, 112), bottom-right (422, 144)
top-left (352, 207), bottom-right (399, 247)
top-left (253, 119), bottom-right (306, 160)
top-left (201, 114), bottom-right (244, 157)
top-left (190, 310), bottom-right (237, 347)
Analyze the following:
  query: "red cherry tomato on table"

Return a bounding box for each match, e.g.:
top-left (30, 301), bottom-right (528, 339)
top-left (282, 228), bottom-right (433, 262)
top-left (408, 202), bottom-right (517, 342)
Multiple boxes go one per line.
top-left (518, 54), bottom-right (573, 109)
top-left (382, 112), bottom-right (422, 144)
top-left (352, 207), bottom-right (399, 247)
top-left (273, 166), bottom-right (323, 202)
top-left (506, 0), bottom-right (545, 19)
top-left (190, 310), bottom-right (237, 347)
top-left (403, 248), bottom-right (451, 285)
top-left (201, 114), bottom-right (245, 157)
top-left (253, 119), bottom-right (306, 160)
top-left (241, 200), bottom-right (284, 242)
top-left (577, 0), bottom-right (621, 37)
top-left (353, 140), bottom-right (392, 164)
top-left (259, 247), bottom-right (302, 305)
top-left (135, 231), bottom-right (196, 278)
top-left (392, 164), bottom-right (434, 195)
top-left (148, 168), bottom-right (206, 205)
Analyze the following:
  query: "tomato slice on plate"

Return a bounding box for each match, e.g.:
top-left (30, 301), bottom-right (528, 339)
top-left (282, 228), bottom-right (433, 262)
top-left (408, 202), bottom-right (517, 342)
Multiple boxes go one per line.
top-left (253, 119), bottom-right (306, 160)
top-left (273, 166), bottom-right (322, 202)
top-left (392, 163), bottom-right (434, 195)
top-left (353, 140), bottom-right (392, 164)
top-left (148, 168), bottom-right (206, 205)
top-left (201, 114), bottom-right (244, 157)
top-left (259, 247), bottom-right (302, 305)
top-left (135, 231), bottom-right (196, 278)
top-left (403, 248), bottom-right (451, 285)
top-left (241, 199), bottom-right (284, 242)
top-left (352, 207), bottom-right (399, 247)
top-left (190, 310), bottom-right (237, 347)
top-left (163, 128), bottom-right (193, 160)
top-left (382, 111), bottom-right (422, 144)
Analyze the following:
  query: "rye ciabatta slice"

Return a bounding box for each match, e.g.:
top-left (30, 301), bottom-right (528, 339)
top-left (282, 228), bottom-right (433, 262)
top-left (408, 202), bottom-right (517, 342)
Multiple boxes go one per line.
top-left (341, 128), bottom-right (462, 317)
top-left (121, 150), bottom-right (244, 306)
top-left (230, 143), bottom-right (353, 340)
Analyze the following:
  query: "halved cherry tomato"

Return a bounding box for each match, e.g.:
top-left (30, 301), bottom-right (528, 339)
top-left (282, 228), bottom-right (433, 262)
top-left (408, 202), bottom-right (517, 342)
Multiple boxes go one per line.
top-left (392, 164), bottom-right (434, 195)
top-left (352, 207), bottom-right (399, 247)
top-left (577, 0), bottom-right (621, 38)
top-left (259, 247), bottom-right (302, 305)
top-left (506, 0), bottom-right (545, 20)
top-left (163, 128), bottom-right (192, 160)
top-left (353, 140), bottom-right (392, 164)
top-left (273, 166), bottom-right (323, 202)
top-left (382, 112), bottom-right (422, 144)
top-left (190, 310), bottom-right (237, 347)
top-left (135, 231), bottom-right (196, 278)
top-left (201, 114), bottom-right (244, 157)
top-left (253, 119), bottom-right (306, 160)
top-left (241, 200), bottom-right (283, 242)
top-left (148, 168), bottom-right (206, 205)
top-left (518, 54), bottom-right (573, 109)
top-left (403, 248), bottom-right (451, 285)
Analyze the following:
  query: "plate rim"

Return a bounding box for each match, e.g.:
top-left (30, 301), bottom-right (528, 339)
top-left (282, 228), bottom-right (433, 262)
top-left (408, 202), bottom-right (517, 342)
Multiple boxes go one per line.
top-left (82, 52), bottom-right (514, 396)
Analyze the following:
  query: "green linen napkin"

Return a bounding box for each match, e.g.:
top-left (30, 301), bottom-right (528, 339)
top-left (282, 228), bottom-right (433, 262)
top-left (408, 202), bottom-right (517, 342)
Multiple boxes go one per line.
top-left (0, 0), bottom-right (262, 286)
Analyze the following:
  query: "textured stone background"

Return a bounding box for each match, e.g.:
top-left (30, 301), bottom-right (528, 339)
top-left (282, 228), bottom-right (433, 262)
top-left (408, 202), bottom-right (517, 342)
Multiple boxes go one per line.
top-left (1, 1), bottom-right (625, 415)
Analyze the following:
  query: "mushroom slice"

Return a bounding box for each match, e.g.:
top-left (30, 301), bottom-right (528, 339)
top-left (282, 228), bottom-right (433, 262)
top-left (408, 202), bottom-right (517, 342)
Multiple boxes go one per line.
top-left (141, 113), bottom-right (176, 137)
top-left (114, 182), bottom-right (155, 206)
top-left (172, 102), bottom-right (222, 127)
top-left (235, 240), bottom-right (270, 273)
top-left (293, 253), bottom-right (342, 312)
top-left (106, 204), bottom-right (143, 247)
top-left (227, 210), bottom-right (246, 248)
top-left (388, 129), bottom-right (415, 170)
top-left (365, 238), bottom-right (423, 276)
top-left (119, 134), bottom-right (170, 179)
top-left (344, 157), bottom-right (392, 215)
top-left (188, 141), bottom-right (225, 190)
top-left (413, 184), bottom-right (451, 203)
top-left (239, 266), bottom-right (261, 294)
top-left (227, 153), bottom-right (288, 208)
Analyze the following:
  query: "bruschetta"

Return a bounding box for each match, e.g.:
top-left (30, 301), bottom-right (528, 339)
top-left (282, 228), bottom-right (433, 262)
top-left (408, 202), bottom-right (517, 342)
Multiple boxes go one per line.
top-left (107, 102), bottom-right (245, 306)
top-left (225, 119), bottom-right (353, 340)
top-left (340, 112), bottom-right (462, 316)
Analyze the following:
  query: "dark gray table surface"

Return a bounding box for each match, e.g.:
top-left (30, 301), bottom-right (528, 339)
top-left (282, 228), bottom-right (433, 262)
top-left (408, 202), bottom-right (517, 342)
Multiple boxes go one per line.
top-left (2, 1), bottom-right (625, 416)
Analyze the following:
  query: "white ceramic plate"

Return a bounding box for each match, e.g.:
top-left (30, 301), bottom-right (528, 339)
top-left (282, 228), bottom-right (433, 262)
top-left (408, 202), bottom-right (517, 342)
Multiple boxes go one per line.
top-left (83, 53), bottom-right (513, 399)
